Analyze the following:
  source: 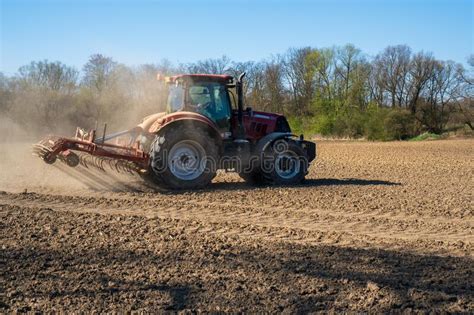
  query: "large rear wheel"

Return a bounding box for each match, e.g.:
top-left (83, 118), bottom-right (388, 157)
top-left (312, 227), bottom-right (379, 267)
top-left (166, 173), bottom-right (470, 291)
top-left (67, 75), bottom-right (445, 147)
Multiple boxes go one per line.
top-left (146, 128), bottom-right (218, 189)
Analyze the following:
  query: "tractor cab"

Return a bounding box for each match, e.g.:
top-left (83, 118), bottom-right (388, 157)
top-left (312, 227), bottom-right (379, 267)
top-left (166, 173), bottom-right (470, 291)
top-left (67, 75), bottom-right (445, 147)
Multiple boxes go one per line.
top-left (164, 75), bottom-right (234, 134)
top-left (161, 73), bottom-right (291, 142)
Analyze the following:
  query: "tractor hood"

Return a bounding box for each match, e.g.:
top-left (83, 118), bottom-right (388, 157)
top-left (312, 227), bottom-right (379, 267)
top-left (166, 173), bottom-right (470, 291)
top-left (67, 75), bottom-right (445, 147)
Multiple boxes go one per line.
top-left (248, 110), bottom-right (285, 121)
top-left (236, 110), bottom-right (292, 140)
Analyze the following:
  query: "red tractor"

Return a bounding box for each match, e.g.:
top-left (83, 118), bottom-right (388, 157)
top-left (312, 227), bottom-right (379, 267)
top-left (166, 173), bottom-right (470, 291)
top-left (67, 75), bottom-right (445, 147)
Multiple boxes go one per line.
top-left (34, 73), bottom-right (316, 189)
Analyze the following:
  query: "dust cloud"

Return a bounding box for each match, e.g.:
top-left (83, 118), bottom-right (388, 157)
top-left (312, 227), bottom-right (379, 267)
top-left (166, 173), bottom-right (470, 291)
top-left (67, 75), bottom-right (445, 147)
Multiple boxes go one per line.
top-left (0, 139), bottom-right (155, 194)
top-left (0, 116), bottom-right (154, 194)
top-left (0, 68), bottom-right (170, 194)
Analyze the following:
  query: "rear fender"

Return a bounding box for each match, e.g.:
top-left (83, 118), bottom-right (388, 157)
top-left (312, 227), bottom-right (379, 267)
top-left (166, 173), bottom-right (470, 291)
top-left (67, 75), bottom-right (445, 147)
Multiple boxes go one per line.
top-left (152, 117), bottom-right (223, 151)
top-left (148, 112), bottom-right (218, 133)
top-left (138, 112), bottom-right (167, 132)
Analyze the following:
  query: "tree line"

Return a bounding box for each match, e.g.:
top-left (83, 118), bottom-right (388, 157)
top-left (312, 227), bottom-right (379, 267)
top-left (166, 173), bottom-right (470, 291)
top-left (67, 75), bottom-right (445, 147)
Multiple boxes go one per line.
top-left (0, 44), bottom-right (472, 140)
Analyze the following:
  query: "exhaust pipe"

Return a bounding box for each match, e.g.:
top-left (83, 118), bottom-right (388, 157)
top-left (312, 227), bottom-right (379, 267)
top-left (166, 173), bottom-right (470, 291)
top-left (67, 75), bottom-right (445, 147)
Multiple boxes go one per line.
top-left (236, 72), bottom-right (246, 140)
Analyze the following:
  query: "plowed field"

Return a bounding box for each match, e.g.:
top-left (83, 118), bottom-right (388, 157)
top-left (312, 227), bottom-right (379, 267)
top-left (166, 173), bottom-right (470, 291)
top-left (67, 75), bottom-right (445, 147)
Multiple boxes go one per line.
top-left (1, 140), bottom-right (473, 312)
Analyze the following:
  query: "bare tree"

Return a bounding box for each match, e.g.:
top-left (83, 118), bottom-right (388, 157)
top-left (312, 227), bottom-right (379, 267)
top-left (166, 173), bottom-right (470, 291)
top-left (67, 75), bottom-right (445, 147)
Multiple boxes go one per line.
top-left (13, 61), bottom-right (79, 131)
top-left (419, 61), bottom-right (462, 133)
top-left (18, 60), bottom-right (78, 93)
top-left (406, 52), bottom-right (436, 114)
top-left (82, 54), bottom-right (118, 93)
top-left (313, 48), bottom-right (336, 104)
top-left (453, 57), bottom-right (473, 130)
top-left (245, 59), bottom-right (286, 113)
top-left (334, 44), bottom-right (369, 110)
top-left (335, 44), bottom-right (360, 101)
top-left (373, 45), bottom-right (411, 107)
top-left (282, 47), bottom-right (315, 115)
top-left (264, 59), bottom-right (285, 113)
top-left (181, 55), bottom-right (231, 74)
top-left (228, 60), bottom-right (258, 105)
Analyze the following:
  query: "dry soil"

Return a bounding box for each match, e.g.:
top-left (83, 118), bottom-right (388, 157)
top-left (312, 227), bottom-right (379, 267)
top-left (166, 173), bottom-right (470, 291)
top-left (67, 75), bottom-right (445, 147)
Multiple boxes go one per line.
top-left (1, 140), bottom-right (473, 312)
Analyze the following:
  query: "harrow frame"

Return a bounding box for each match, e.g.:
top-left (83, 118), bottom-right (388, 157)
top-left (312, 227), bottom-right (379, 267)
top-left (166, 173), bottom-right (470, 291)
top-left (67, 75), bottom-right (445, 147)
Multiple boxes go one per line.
top-left (33, 127), bottom-right (150, 173)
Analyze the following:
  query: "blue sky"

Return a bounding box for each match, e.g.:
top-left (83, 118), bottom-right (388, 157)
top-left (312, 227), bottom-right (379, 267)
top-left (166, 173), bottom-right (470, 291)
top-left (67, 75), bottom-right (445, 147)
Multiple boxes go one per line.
top-left (1, 0), bottom-right (472, 75)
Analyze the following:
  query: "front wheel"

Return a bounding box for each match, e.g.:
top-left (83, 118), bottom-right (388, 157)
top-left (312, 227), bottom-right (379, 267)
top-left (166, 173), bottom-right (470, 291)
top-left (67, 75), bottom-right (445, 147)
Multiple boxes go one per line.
top-left (240, 140), bottom-right (308, 186)
top-left (261, 140), bottom-right (308, 185)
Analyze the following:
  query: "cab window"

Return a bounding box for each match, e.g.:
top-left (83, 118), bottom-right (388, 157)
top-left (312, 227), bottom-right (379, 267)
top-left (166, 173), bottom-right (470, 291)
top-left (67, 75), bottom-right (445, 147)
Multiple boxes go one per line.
top-left (166, 85), bottom-right (185, 113)
top-left (189, 86), bottom-right (211, 105)
top-left (188, 82), bottom-right (231, 129)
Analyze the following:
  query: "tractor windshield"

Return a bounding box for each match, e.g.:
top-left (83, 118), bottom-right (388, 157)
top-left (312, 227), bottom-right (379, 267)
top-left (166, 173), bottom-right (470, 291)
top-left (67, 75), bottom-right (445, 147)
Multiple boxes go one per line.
top-left (167, 85), bottom-right (185, 113)
top-left (188, 82), bottom-right (231, 128)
